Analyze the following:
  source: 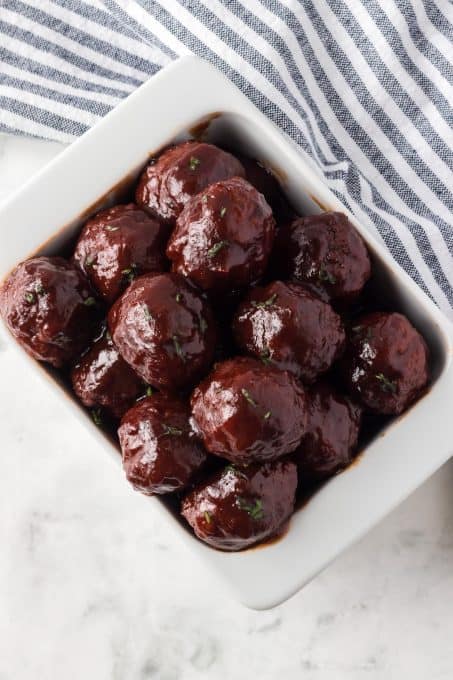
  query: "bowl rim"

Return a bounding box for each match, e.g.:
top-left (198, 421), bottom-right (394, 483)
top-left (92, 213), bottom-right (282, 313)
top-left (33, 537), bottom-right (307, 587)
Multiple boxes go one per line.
top-left (1, 56), bottom-right (453, 609)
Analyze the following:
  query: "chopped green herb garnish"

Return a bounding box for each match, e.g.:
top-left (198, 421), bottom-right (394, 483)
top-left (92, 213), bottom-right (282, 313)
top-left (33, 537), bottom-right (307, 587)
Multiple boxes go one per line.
top-left (173, 334), bottom-right (186, 362)
top-left (199, 316), bottom-right (207, 334)
top-left (224, 464), bottom-right (248, 479)
top-left (146, 386), bottom-right (153, 397)
top-left (236, 497), bottom-right (264, 520)
top-left (83, 297), bottom-right (97, 307)
top-left (252, 293), bottom-right (278, 309)
top-left (91, 409), bottom-right (102, 426)
top-left (375, 373), bottom-right (397, 394)
top-left (189, 156), bottom-right (200, 170)
top-left (241, 388), bottom-right (257, 407)
top-left (260, 347), bottom-right (272, 365)
top-left (105, 225), bottom-right (120, 232)
top-left (161, 423), bottom-right (183, 437)
top-left (263, 410), bottom-right (272, 420)
top-left (175, 292), bottom-right (182, 303)
top-left (24, 292), bottom-right (35, 304)
top-left (219, 206), bottom-right (227, 218)
top-left (85, 255), bottom-right (96, 268)
top-left (35, 283), bottom-right (45, 296)
top-left (207, 240), bottom-right (229, 258)
top-left (105, 331), bottom-right (112, 342)
top-left (203, 511), bottom-right (212, 524)
top-left (122, 263), bottom-right (138, 283)
top-left (318, 268), bottom-right (337, 285)
top-left (143, 304), bottom-right (153, 321)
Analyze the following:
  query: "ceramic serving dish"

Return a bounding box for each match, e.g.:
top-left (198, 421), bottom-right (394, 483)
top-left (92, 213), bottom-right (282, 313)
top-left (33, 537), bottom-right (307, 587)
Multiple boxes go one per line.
top-left (1, 56), bottom-right (453, 609)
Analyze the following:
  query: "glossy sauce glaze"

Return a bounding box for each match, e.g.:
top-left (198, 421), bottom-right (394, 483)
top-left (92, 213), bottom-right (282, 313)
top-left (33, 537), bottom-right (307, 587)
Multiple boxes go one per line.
top-left (136, 140), bottom-right (245, 224)
top-left (73, 203), bottom-right (170, 304)
top-left (109, 272), bottom-right (216, 392)
top-left (0, 140), bottom-right (432, 553)
top-left (233, 280), bottom-right (345, 383)
top-left (167, 176), bottom-right (275, 293)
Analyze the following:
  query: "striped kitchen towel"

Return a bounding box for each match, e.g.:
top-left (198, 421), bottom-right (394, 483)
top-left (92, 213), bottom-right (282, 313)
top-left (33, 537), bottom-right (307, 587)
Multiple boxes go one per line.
top-left (1, 1), bottom-right (452, 316)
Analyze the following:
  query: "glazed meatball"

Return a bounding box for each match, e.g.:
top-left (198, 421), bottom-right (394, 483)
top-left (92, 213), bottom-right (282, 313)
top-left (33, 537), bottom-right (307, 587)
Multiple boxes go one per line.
top-left (181, 458), bottom-right (297, 551)
top-left (73, 203), bottom-right (169, 304)
top-left (191, 357), bottom-right (307, 465)
top-left (167, 176), bottom-right (275, 292)
top-left (273, 212), bottom-right (371, 304)
top-left (119, 394), bottom-right (208, 495)
top-left (240, 156), bottom-right (295, 225)
top-left (233, 281), bottom-right (345, 384)
top-left (295, 383), bottom-right (362, 484)
top-left (71, 331), bottom-right (143, 418)
top-left (0, 256), bottom-right (99, 367)
top-left (341, 312), bottom-right (429, 414)
top-left (135, 141), bottom-right (245, 224)
top-left (108, 272), bottom-right (216, 391)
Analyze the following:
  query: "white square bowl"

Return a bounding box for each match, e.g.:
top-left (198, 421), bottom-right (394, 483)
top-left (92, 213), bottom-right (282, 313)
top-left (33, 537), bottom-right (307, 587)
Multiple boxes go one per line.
top-left (1, 56), bottom-right (453, 610)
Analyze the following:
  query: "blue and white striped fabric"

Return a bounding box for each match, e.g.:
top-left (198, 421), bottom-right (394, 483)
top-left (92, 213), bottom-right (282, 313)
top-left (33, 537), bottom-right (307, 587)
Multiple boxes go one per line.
top-left (1, 1), bottom-right (453, 317)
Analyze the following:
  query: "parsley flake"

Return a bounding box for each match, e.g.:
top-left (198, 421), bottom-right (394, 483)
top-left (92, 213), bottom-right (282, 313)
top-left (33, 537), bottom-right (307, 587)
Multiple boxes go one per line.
top-left (203, 511), bottom-right (212, 524)
top-left (173, 334), bottom-right (186, 362)
top-left (236, 497), bottom-right (264, 520)
top-left (91, 409), bottom-right (102, 426)
top-left (219, 206), bottom-right (227, 218)
top-left (318, 268), bottom-right (337, 285)
top-left (189, 156), bottom-right (200, 170)
top-left (161, 423), bottom-right (183, 437)
top-left (122, 263), bottom-right (138, 283)
top-left (375, 373), bottom-right (397, 394)
top-left (146, 386), bottom-right (153, 397)
top-left (207, 240), bottom-right (229, 258)
top-left (252, 293), bottom-right (278, 309)
top-left (24, 292), bottom-right (35, 304)
top-left (83, 297), bottom-right (97, 307)
top-left (241, 388), bottom-right (257, 407)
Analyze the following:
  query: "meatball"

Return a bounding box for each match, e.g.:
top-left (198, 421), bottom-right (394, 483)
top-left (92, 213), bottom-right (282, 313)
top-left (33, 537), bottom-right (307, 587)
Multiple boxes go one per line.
top-left (341, 312), bottom-right (430, 414)
top-left (119, 394), bottom-right (208, 495)
top-left (181, 458), bottom-right (297, 551)
top-left (135, 141), bottom-right (245, 224)
top-left (295, 383), bottom-right (362, 484)
top-left (240, 156), bottom-right (295, 225)
top-left (273, 212), bottom-right (371, 304)
top-left (71, 331), bottom-right (143, 418)
top-left (233, 281), bottom-right (345, 384)
top-left (108, 272), bottom-right (216, 391)
top-left (191, 357), bottom-right (307, 465)
top-left (167, 176), bottom-right (275, 292)
top-left (73, 203), bottom-right (169, 304)
top-left (0, 256), bottom-right (99, 367)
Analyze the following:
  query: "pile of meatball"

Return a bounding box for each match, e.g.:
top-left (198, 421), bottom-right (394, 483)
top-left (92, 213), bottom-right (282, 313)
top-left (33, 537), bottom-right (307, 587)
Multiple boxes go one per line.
top-left (0, 140), bottom-right (430, 552)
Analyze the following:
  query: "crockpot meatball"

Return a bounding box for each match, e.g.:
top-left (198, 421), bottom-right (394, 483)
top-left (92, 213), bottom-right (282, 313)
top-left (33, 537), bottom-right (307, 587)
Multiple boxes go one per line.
top-left (136, 141), bottom-right (245, 224)
top-left (71, 331), bottom-right (143, 418)
top-left (0, 256), bottom-right (99, 367)
top-left (73, 203), bottom-right (169, 304)
top-left (341, 312), bottom-right (429, 414)
top-left (295, 383), bottom-right (362, 484)
top-left (233, 281), bottom-right (345, 384)
top-left (273, 212), bottom-right (371, 304)
top-left (119, 394), bottom-right (208, 495)
top-left (181, 458), bottom-right (297, 551)
top-left (240, 156), bottom-right (295, 225)
top-left (191, 357), bottom-right (307, 465)
top-left (167, 176), bottom-right (275, 292)
top-left (108, 273), bottom-right (216, 391)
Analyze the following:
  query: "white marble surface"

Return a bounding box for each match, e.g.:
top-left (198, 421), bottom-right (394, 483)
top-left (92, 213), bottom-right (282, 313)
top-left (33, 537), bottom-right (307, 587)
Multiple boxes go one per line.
top-left (1, 132), bottom-right (453, 680)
